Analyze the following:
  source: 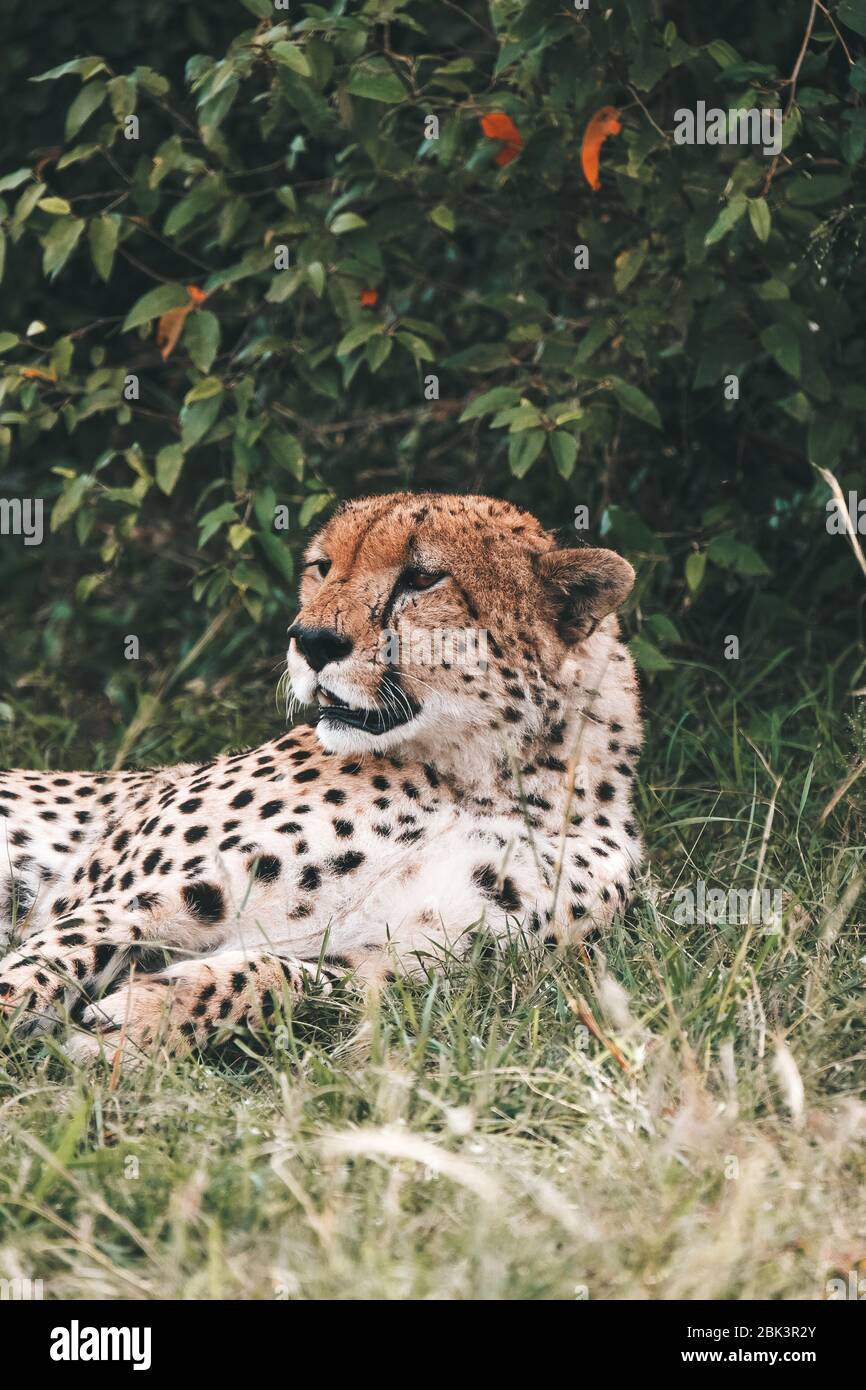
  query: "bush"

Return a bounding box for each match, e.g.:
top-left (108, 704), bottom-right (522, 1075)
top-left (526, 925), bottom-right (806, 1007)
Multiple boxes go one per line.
top-left (0, 0), bottom-right (863, 712)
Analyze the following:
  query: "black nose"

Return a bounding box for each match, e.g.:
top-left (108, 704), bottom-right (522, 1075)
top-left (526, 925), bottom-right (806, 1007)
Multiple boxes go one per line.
top-left (288, 624), bottom-right (353, 673)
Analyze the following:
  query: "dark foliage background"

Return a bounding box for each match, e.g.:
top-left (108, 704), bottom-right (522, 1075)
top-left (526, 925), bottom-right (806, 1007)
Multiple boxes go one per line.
top-left (0, 0), bottom-right (863, 764)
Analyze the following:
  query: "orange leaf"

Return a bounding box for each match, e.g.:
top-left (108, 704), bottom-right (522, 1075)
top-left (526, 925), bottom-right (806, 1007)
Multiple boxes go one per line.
top-left (156, 304), bottom-right (192, 360)
top-left (186, 284), bottom-right (207, 304)
top-left (480, 111), bottom-right (523, 166)
top-left (359, 288), bottom-right (378, 307)
top-left (20, 366), bottom-right (57, 382)
top-left (580, 105), bottom-right (622, 192)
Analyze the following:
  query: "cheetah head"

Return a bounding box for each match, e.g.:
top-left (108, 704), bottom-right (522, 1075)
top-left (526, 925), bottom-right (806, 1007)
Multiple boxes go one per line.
top-left (287, 492), bottom-right (634, 758)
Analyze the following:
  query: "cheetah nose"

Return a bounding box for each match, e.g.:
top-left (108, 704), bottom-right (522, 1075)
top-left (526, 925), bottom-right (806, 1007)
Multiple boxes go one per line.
top-left (288, 624), bottom-right (353, 672)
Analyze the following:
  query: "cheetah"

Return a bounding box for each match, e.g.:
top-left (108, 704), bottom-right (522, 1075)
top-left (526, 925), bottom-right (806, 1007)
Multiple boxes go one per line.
top-left (0, 491), bottom-right (643, 1062)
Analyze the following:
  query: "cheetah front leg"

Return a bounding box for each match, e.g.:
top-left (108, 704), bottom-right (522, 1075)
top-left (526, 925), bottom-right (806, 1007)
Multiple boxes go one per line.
top-left (0, 914), bottom-right (141, 1032)
top-left (67, 949), bottom-right (330, 1065)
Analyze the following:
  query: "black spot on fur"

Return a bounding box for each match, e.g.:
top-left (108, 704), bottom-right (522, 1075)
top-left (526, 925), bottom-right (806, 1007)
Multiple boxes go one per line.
top-left (251, 854), bottom-right (282, 884)
top-left (473, 865), bottom-right (523, 914)
top-left (182, 881), bottom-right (226, 924)
top-left (328, 850), bottom-right (365, 875)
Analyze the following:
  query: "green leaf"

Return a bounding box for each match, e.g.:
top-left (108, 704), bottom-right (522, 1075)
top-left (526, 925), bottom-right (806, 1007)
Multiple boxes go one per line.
top-left (685, 552), bottom-right (706, 593)
top-left (785, 174), bottom-right (851, 206)
top-left (575, 318), bottom-right (614, 364)
top-left (183, 376), bottom-right (223, 406)
top-left (37, 196), bottom-right (71, 215)
top-left (443, 343), bottom-right (512, 372)
top-left (76, 572), bottom-right (107, 602)
top-left (336, 321), bottom-right (382, 355)
top-left (108, 75), bottom-right (136, 122)
top-left (134, 65), bottom-right (169, 97)
top-left (748, 197), bottom-right (771, 243)
top-left (760, 324), bottom-right (800, 380)
top-left (122, 283), bottom-right (188, 331)
top-left (258, 532), bottom-right (295, 585)
top-left (704, 196), bottom-right (747, 246)
top-left (42, 217), bottom-right (84, 278)
top-left (11, 181), bottom-right (46, 232)
top-left (707, 534), bottom-right (770, 576)
top-left (198, 501), bottom-right (238, 546)
top-left (838, 0), bottom-right (866, 37)
top-left (50, 474), bottom-right (91, 532)
top-left (549, 430), bottom-right (578, 478)
top-left (706, 40), bottom-right (741, 68)
top-left (299, 492), bottom-right (332, 528)
top-left (491, 404), bottom-right (542, 431)
top-left (272, 41), bottom-right (312, 78)
top-left (65, 79), bottom-right (107, 139)
top-left (429, 204), bottom-right (455, 232)
top-left (330, 211), bottom-right (367, 235)
top-left (609, 379), bottom-right (662, 429)
top-left (88, 215), bottom-right (118, 281)
top-left (155, 443), bottom-right (185, 496)
top-left (0, 168), bottom-right (33, 193)
top-left (395, 331), bottom-right (434, 361)
top-left (180, 394), bottom-right (221, 450)
top-left (613, 240), bottom-right (648, 293)
top-left (31, 57), bottom-right (107, 82)
top-left (629, 635), bottom-right (673, 673)
top-left (265, 430), bottom-right (304, 478)
top-left (808, 415), bottom-right (854, 469)
top-left (366, 335), bottom-right (392, 373)
top-left (56, 143), bottom-right (100, 170)
top-left (346, 70), bottom-right (406, 104)
top-left (164, 178), bottom-right (222, 236)
top-left (228, 523), bottom-right (253, 551)
top-left (459, 387), bottom-right (521, 422)
top-left (0, 332), bottom-right (18, 354)
top-left (184, 310), bottom-right (220, 373)
top-left (306, 261), bottom-right (325, 297)
top-left (508, 429), bottom-right (545, 478)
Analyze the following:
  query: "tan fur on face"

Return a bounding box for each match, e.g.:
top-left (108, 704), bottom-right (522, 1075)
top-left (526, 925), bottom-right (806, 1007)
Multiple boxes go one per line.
top-left (289, 492), bottom-right (635, 759)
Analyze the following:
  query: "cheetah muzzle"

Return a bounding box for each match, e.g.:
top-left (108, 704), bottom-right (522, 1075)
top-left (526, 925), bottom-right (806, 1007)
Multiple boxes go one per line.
top-left (0, 491), bottom-right (643, 1063)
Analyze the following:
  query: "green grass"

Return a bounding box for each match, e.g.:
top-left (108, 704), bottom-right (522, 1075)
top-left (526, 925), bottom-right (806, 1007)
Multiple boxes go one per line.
top-left (1, 643), bottom-right (865, 1301)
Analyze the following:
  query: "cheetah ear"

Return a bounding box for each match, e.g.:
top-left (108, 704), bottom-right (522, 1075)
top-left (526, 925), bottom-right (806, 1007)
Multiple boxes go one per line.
top-left (536, 547), bottom-right (635, 644)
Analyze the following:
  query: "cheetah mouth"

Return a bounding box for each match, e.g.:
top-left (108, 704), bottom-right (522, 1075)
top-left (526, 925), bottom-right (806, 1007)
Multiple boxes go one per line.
top-left (315, 682), bottom-right (420, 736)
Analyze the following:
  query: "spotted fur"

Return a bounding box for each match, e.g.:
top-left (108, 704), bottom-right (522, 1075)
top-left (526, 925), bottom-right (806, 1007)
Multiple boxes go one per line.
top-left (0, 492), bottom-right (643, 1062)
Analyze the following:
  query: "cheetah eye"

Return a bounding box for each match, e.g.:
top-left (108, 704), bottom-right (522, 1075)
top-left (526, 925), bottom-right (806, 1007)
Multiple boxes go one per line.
top-left (402, 567), bottom-right (446, 592)
top-left (304, 557), bottom-right (331, 579)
